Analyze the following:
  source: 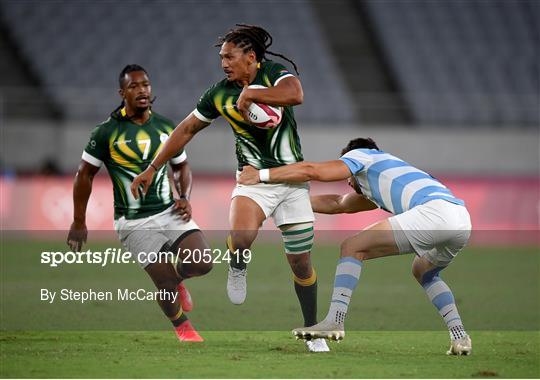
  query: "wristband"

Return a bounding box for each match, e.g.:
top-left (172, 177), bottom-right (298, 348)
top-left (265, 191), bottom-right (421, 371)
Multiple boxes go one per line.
top-left (259, 168), bottom-right (270, 183)
top-left (149, 163), bottom-right (159, 171)
top-left (179, 194), bottom-right (189, 200)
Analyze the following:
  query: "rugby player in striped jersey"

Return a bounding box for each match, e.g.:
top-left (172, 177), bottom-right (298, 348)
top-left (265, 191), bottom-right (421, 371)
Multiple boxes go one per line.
top-left (239, 137), bottom-right (472, 355)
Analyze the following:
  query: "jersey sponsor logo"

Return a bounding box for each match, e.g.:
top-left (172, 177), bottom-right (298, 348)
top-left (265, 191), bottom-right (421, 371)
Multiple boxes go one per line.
top-left (112, 139), bottom-right (132, 145)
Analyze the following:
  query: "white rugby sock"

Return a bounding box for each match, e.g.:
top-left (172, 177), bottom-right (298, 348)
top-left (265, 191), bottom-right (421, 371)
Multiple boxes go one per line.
top-left (421, 268), bottom-right (467, 340)
top-left (326, 257), bottom-right (363, 326)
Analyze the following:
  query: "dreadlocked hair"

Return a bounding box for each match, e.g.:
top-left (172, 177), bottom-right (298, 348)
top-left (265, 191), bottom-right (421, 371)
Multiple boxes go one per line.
top-left (112, 64), bottom-right (153, 119)
top-left (216, 24), bottom-right (299, 75)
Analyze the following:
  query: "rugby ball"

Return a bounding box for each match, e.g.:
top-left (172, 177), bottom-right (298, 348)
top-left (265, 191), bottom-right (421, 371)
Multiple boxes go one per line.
top-left (246, 85), bottom-right (283, 129)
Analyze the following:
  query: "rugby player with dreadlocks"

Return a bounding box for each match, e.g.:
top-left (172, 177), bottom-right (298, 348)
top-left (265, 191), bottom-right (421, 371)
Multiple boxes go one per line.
top-left (68, 65), bottom-right (212, 342)
top-left (131, 25), bottom-right (329, 352)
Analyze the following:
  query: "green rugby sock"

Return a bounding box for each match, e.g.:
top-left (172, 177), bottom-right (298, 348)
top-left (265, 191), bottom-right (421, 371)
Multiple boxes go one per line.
top-left (294, 269), bottom-right (318, 327)
top-left (170, 308), bottom-right (188, 327)
top-left (227, 235), bottom-right (247, 270)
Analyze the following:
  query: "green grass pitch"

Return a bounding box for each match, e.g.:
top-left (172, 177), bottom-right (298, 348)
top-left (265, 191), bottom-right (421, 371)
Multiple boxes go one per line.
top-left (2, 331), bottom-right (538, 378)
top-left (1, 237), bottom-right (539, 378)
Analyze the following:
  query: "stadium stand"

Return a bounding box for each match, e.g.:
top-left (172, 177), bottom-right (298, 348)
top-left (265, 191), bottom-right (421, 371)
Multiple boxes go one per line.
top-left (0, 0), bottom-right (355, 123)
top-left (0, 1), bottom-right (537, 127)
top-left (364, 0), bottom-right (539, 126)
top-left (312, 0), bottom-right (412, 124)
top-left (0, 10), bottom-right (61, 120)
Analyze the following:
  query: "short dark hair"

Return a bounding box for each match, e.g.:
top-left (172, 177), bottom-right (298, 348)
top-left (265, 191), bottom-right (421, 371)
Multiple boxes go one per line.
top-left (119, 64), bottom-right (147, 88)
top-left (341, 137), bottom-right (380, 155)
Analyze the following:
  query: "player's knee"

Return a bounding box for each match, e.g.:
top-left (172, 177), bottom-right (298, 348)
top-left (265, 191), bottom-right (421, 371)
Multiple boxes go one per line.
top-left (179, 260), bottom-right (213, 278)
top-left (195, 260), bottom-right (213, 276)
top-left (340, 238), bottom-right (369, 260)
top-left (411, 265), bottom-right (424, 283)
top-left (229, 231), bottom-right (255, 250)
top-left (415, 266), bottom-right (443, 287)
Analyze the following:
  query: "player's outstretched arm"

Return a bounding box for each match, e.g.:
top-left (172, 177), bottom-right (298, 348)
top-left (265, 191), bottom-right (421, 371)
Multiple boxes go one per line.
top-left (131, 114), bottom-right (209, 199)
top-left (171, 161), bottom-right (193, 222)
top-left (311, 192), bottom-right (378, 214)
top-left (67, 161), bottom-right (100, 251)
top-left (238, 160), bottom-right (351, 185)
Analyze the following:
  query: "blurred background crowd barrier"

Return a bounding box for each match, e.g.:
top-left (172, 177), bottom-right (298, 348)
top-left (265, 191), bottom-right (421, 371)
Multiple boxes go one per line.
top-left (2, 176), bottom-right (538, 246)
top-left (0, 0), bottom-right (538, 242)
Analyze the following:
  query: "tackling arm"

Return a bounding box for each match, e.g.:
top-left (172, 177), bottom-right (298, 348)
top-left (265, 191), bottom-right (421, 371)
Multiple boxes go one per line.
top-left (310, 192), bottom-right (378, 214)
top-left (271, 160), bottom-right (352, 183)
top-left (238, 160), bottom-right (352, 185)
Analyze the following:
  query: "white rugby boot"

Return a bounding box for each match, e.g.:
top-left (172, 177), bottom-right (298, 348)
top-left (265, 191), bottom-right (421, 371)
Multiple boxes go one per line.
top-left (447, 335), bottom-right (472, 355)
top-left (293, 319), bottom-right (345, 341)
top-left (305, 338), bottom-right (330, 352)
top-left (227, 267), bottom-right (247, 305)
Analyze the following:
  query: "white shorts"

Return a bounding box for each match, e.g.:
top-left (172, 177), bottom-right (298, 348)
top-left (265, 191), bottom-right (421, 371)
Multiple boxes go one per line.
top-left (113, 204), bottom-right (200, 269)
top-left (388, 199), bottom-right (472, 267)
top-left (232, 179), bottom-right (314, 227)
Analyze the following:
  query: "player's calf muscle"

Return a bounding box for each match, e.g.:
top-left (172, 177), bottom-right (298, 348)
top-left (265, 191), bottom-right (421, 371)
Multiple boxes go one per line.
top-left (146, 263), bottom-right (178, 291)
top-left (286, 253), bottom-right (312, 278)
top-left (173, 231), bottom-right (213, 278)
top-left (154, 276), bottom-right (178, 291)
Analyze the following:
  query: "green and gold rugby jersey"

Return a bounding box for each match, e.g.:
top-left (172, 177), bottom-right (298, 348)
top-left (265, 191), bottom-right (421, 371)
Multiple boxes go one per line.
top-left (82, 109), bottom-right (185, 220)
top-left (194, 60), bottom-right (304, 170)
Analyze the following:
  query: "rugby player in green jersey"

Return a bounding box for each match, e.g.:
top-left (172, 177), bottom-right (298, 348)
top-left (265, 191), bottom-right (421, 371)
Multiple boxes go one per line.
top-left (131, 25), bottom-right (328, 352)
top-left (67, 65), bottom-right (212, 342)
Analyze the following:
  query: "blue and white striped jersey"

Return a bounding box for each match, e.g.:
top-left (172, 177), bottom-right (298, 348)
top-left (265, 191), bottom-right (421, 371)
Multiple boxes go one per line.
top-left (340, 149), bottom-right (464, 215)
